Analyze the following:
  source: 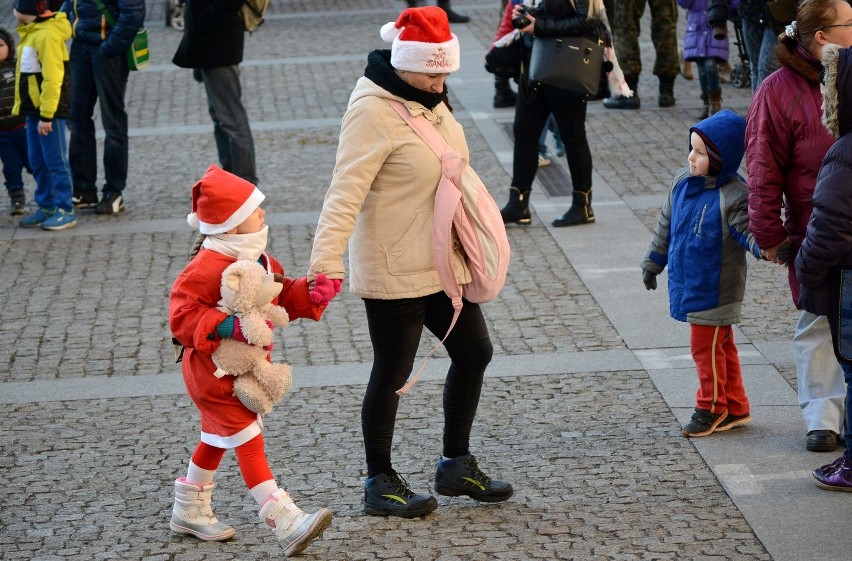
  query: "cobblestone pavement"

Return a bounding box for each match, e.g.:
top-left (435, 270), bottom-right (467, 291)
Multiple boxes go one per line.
top-left (0, 2), bottom-right (832, 560)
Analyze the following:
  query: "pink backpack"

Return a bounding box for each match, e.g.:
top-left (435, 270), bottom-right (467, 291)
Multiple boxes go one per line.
top-left (387, 100), bottom-right (511, 394)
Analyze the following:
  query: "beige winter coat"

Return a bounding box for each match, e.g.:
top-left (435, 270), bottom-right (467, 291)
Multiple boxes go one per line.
top-left (309, 77), bottom-right (471, 299)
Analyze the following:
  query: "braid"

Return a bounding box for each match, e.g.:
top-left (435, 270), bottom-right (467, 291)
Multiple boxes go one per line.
top-left (189, 233), bottom-right (206, 261)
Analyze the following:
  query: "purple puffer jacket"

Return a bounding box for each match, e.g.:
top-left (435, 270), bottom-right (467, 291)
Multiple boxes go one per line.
top-left (678, 0), bottom-right (732, 61)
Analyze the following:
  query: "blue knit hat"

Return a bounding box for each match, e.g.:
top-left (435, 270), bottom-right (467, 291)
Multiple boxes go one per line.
top-left (12, 0), bottom-right (49, 16)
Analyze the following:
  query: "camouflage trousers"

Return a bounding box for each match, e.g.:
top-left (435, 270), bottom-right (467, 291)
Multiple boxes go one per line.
top-left (610, 0), bottom-right (680, 79)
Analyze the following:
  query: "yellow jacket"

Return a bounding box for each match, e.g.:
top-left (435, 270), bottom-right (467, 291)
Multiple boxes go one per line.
top-left (13, 12), bottom-right (72, 121)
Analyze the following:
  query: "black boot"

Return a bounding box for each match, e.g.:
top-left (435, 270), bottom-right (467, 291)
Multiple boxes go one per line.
top-left (500, 187), bottom-right (531, 225)
top-left (437, 0), bottom-right (470, 23)
top-left (603, 76), bottom-right (640, 109)
top-left (493, 76), bottom-right (516, 108)
top-left (552, 190), bottom-right (594, 227)
top-left (405, 0), bottom-right (418, 7)
top-left (658, 75), bottom-right (676, 107)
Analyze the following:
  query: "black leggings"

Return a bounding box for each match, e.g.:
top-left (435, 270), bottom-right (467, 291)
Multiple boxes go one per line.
top-left (362, 292), bottom-right (494, 478)
top-left (511, 84), bottom-right (592, 192)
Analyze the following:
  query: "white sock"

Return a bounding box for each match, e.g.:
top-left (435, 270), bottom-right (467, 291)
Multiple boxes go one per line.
top-left (186, 461), bottom-right (216, 486)
top-left (250, 479), bottom-right (279, 506)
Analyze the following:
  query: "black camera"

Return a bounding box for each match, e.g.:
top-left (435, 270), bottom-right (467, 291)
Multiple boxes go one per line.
top-left (512, 6), bottom-right (533, 29)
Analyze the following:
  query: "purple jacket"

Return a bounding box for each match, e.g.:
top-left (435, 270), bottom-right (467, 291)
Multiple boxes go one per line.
top-left (678, 0), bottom-right (731, 61)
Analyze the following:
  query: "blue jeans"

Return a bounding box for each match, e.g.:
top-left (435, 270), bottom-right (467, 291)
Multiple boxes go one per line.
top-left (68, 40), bottom-right (130, 196)
top-left (26, 115), bottom-right (73, 212)
top-left (200, 65), bottom-right (257, 185)
top-left (0, 126), bottom-right (29, 192)
top-left (741, 18), bottom-right (779, 92)
top-left (842, 361), bottom-right (852, 455)
top-left (695, 57), bottom-right (721, 96)
top-left (794, 311), bottom-right (846, 433)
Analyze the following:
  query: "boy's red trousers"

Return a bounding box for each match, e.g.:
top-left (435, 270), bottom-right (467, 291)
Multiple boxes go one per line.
top-left (690, 324), bottom-right (750, 416)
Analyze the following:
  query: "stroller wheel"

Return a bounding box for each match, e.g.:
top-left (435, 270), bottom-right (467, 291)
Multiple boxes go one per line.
top-left (731, 64), bottom-right (750, 89)
top-left (166, 0), bottom-right (185, 30)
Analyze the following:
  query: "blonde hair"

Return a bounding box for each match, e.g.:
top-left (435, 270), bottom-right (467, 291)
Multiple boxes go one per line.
top-left (188, 233), bottom-right (206, 261)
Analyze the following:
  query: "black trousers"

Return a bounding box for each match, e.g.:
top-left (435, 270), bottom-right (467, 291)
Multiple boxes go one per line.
top-left (511, 84), bottom-right (593, 192)
top-left (362, 292), bottom-right (494, 478)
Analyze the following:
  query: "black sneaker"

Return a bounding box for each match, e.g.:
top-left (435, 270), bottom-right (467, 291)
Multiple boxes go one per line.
top-left (363, 471), bottom-right (437, 518)
top-left (95, 192), bottom-right (125, 215)
top-left (9, 190), bottom-right (25, 215)
top-left (434, 453), bottom-right (513, 503)
top-left (682, 408), bottom-right (728, 438)
top-left (72, 190), bottom-right (98, 209)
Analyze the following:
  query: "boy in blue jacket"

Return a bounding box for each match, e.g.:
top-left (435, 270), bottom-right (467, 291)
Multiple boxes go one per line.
top-left (641, 110), bottom-right (764, 437)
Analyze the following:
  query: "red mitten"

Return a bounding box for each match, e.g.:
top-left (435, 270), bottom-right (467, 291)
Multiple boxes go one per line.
top-left (309, 273), bottom-right (342, 306)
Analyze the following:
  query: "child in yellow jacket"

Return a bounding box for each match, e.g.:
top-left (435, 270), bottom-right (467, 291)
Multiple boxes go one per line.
top-left (12, 0), bottom-right (75, 230)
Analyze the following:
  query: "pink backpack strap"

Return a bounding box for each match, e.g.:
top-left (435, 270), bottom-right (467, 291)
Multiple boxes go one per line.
top-left (386, 99), bottom-right (465, 395)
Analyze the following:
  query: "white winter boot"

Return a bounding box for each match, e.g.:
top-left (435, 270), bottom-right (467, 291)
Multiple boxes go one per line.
top-left (170, 477), bottom-right (236, 541)
top-left (258, 489), bottom-right (332, 557)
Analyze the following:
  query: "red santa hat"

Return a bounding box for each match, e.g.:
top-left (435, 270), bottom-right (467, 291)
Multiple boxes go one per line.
top-left (186, 165), bottom-right (265, 235)
top-left (380, 6), bottom-right (460, 74)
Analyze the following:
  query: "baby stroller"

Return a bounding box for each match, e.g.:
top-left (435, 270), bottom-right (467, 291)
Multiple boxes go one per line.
top-left (729, 12), bottom-right (751, 89)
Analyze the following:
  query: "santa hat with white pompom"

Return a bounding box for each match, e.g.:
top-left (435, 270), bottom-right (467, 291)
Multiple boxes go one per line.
top-left (380, 6), bottom-right (460, 74)
top-left (187, 165), bottom-right (265, 235)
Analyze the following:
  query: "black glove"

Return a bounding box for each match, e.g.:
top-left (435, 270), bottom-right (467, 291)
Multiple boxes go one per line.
top-left (643, 270), bottom-right (657, 290)
top-left (775, 241), bottom-right (791, 265)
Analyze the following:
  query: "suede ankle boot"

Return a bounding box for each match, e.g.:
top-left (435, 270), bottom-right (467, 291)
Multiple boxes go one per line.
top-left (709, 89), bottom-right (722, 115)
top-left (552, 190), bottom-right (594, 227)
top-left (500, 187), bottom-right (531, 225)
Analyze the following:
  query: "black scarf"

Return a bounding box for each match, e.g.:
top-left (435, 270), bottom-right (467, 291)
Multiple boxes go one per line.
top-left (364, 49), bottom-right (449, 111)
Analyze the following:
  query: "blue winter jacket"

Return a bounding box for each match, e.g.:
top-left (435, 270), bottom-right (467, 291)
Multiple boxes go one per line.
top-left (642, 110), bottom-right (762, 325)
top-left (61, 0), bottom-right (146, 59)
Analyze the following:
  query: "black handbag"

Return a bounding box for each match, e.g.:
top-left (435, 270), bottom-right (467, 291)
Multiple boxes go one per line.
top-left (485, 35), bottom-right (523, 80)
top-left (528, 35), bottom-right (604, 96)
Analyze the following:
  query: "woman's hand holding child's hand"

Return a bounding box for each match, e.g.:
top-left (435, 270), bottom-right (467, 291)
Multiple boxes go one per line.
top-left (309, 273), bottom-right (342, 306)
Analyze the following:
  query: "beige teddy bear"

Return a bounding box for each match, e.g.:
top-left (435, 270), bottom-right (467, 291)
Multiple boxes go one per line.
top-left (211, 259), bottom-right (292, 415)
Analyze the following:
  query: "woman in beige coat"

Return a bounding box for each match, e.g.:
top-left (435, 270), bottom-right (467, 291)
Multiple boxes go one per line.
top-left (309, 7), bottom-right (512, 519)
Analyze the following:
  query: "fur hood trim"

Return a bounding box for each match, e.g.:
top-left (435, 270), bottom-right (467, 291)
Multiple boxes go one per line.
top-left (821, 43), bottom-right (843, 138)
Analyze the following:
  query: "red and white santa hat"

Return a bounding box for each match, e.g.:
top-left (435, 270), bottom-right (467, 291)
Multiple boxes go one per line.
top-left (187, 165), bottom-right (265, 235)
top-left (380, 6), bottom-right (460, 74)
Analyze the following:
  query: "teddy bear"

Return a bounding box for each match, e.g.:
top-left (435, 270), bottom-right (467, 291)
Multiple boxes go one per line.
top-left (211, 259), bottom-right (292, 416)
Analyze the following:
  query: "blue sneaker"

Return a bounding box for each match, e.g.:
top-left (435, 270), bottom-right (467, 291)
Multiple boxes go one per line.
top-left (363, 470), bottom-right (437, 518)
top-left (434, 453), bottom-right (513, 503)
top-left (40, 208), bottom-right (77, 231)
top-left (20, 207), bottom-right (57, 228)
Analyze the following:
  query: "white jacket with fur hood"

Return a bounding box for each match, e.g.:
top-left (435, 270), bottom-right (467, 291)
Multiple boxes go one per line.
top-left (309, 76), bottom-right (471, 299)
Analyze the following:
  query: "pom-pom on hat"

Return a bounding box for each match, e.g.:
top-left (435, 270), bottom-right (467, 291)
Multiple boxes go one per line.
top-left (12, 0), bottom-right (49, 16)
top-left (187, 165), bottom-right (265, 235)
top-left (380, 6), bottom-right (460, 74)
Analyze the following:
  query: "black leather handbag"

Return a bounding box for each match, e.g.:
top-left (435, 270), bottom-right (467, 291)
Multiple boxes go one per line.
top-left (528, 35), bottom-right (604, 96)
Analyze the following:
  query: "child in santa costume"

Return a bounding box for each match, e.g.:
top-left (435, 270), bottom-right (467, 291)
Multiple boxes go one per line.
top-left (169, 165), bottom-right (340, 557)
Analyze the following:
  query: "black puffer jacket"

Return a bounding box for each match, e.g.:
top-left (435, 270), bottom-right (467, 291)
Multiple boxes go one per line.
top-left (795, 45), bottom-right (852, 319)
top-left (0, 28), bottom-right (24, 131)
top-left (61, 0), bottom-right (146, 59)
top-left (172, 0), bottom-right (245, 69)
